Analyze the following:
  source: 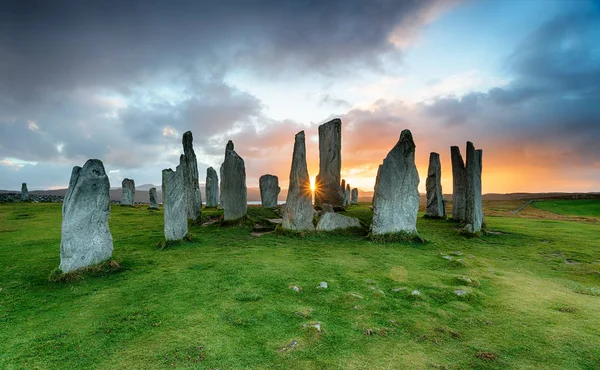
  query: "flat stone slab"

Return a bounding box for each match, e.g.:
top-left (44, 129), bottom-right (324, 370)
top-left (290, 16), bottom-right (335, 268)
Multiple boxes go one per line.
top-left (316, 213), bottom-right (361, 231)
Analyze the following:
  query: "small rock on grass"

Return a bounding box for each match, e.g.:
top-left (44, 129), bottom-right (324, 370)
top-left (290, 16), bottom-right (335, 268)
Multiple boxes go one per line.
top-left (290, 285), bottom-right (302, 292)
top-left (302, 322), bottom-right (321, 332)
top-left (454, 289), bottom-right (467, 296)
top-left (411, 290), bottom-right (421, 296)
top-left (277, 339), bottom-right (298, 352)
top-left (392, 287), bottom-right (408, 292)
top-left (317, 281), bottom-right (328, 289)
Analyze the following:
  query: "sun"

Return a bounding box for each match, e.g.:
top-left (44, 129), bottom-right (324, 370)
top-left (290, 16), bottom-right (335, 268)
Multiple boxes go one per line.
top-left (310, 177), bottom-right (316, 192)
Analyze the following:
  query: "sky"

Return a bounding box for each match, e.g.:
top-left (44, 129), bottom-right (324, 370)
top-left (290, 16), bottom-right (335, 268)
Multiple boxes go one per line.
top-left (1, 0), bottom-right (599, 194)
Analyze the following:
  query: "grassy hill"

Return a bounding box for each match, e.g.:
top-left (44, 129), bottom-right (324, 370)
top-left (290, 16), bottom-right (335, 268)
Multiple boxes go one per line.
top-left (0, 201), bottom-right (599, 369)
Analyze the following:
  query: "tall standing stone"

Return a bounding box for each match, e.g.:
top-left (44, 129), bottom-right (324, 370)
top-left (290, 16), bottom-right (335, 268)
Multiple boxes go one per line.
top-left (181, 131), bottom-right (202, 221)
top-left (283, 131), bottom-right (314, 231)
top-left (371, 130), bottom-right (420, 236)
top-left (162, 160), bottom-right (188, 241)
top-left (464, 143), bottom-right (483, 233)
top-left (351, 188), bottom-right (358, 204)
top-left (221, 140), bottom-right (247, 221)
top-left (314, 118), bottom-right (344, 210)
top-left (149, 187), bottom-right (159, 210)
top-left (60, 159), bottom-right (113, 273)
top-left (259, 174), bottom-right (280, 208)
top-left (341, 179), bottom-right (346, 192)
top-left (426, 152), bottom-right (445, 218)
top-left (121, 178), bottom-right (135, 206)
top-left (344, 184), bottom-right (351, 207)
top-left (21, 183), bottom-right (29, 201)
top-left (451, 146), bottom-right (466, 221)
top-left (205, 167), bottom-right (219, 208)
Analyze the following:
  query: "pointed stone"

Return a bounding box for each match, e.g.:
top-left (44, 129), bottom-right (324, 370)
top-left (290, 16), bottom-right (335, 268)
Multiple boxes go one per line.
top-left (283, 131), bottom-right (314, 230)
top-left (343, 184), bottom-right (351, 207)
top-left (221, 140), bottom-right (247, 221)
top-left (259, 174), bottom-right (280, 208)
top-left (21, 183), bottom-right (29, 201)
top-left (451, 146), bottom-right (466, 221)
top-left (149, 187), bottom-right (159, 209)
top-left (464, 143), bottom-right (483, 233)
top-left (426, 152), bottom-right (445, 218)
top-left (181, 131), bottom-right (202, 221)
top-left (314, 118), bottom-right (344, 210)
top-left (341, 179), bottom-right (346, 192)
top-left (351, 188), bottom-right (358, 204)
top-left (60, 159), bottom-right (113, 273)
top-left (162, 161), bottom-right (188, 241)
top-left (121, 178), bottom-right (135, 206)
top-left (371, 130), bottom-right (420, 236)
top-left (205, 167), bottom-right (219, 208)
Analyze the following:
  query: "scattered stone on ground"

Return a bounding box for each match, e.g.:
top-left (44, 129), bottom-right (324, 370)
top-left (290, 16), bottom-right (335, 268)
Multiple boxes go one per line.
top-left (347, 293), bottom-right (364, 299)
top-left (290, 285), bottom-right (302, 292)
top-left (277, 340), bottom-right (298, 352)
top-left (316, 212), bottom-right (361, 231)
top-left (302, 322), bottom-right (321, 332)
top-left (411, 290), bottom-right (421, 296)
top-left (317, 281), bottom-right (328, 289)
top-left (454, 289), bottom-right (467, 296)
top-left (392, 287), bottom-right (408, 292)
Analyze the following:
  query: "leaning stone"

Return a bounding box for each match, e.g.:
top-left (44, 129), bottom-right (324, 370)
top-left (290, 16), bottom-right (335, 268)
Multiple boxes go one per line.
top-left (60, 159), bottom-right (113, 273)
top-left (426, 152), bottom-right (445, 218)
top-left (21, 183), bottom-right (29, 201)
top-left (148, 187), bottom-right (159, 209)
top-left (316, 213), bottom-right (361, 231)
top-left (259, 174), bottom-right (280, 208)
top-left (121, 178), bottom-right (135, 206)
top-left (162, 162), bottom-right (188, 241)
top-left (314, 118), bottom-right (344, 209)
top-left (451, 146), bottom-right (466, 221)
top-left (371, 130), bottom-right (420, 236)
top-left (282, 131), bottom-right (315, 231)
top-left (181, 131), bottom-right (202, 221)
top-left (351, 188), bottom-right (358, 204)
top-left (221, 140), bottom-right (247, 221)
top-left (205, 167), bottom-right (219, 208)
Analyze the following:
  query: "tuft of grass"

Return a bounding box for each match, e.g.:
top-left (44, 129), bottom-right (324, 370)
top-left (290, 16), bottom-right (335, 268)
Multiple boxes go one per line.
top-left (48, 259), bottom-right (123, 283)
top-left (368, 231), bottom-right (425, 243)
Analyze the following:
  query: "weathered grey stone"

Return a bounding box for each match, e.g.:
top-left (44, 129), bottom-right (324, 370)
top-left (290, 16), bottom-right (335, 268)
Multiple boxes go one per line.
top-left (181, 131), bottom-right (202, 221)
top-left (340, 179), bottom-right (346, 192)
top-left (121, 178), bottom-right (135, 206)
top-left (149, 187), bottom-right (159, 209)
top-left (221, 140), bottom-right (247, 221)
top-left (343, 184), bottom-right (351, 207)
top-left (451, 146), bottom-right (466, 221)
top-left (351, 188), bottom-right (358, 204)
top-left (21, 183), bottom-right (29, 201)
top-left (162, 160), bottom-right (188, 241)
top-left (314, 118), bottom-right (344, 209)
top-left (464, 143), bottom-right (483, 233)
top-left (60, 159), bottom-right (113, 273)
top-left (371, 130), bottom-right (420, 236)
top-left (205, 167), bottom-right (219, 208)
top-left (219, 164), bottom-right (224, 208)
top-left (282, 131), bottom-right (314, 230)
top-left (426, 152), bottom-right (445, 218)
top-left (259, 174), bottom-right (280, 208)
top-left (316, 212), bottom-right (362, 231)
top-left (321, 203), bottom-right (334, 213)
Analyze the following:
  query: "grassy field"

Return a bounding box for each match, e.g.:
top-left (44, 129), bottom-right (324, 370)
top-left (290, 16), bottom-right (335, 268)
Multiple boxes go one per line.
top-left (0, 201), bottom-right (599, 369)
top-left (531, 199), bottom-right (600, 218)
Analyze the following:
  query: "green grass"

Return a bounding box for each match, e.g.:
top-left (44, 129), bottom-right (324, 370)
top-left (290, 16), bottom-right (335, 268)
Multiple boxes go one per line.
top-left (1, 202), bottom-right (599, 369)
top-left (532, 199), bottom-right (600, 218)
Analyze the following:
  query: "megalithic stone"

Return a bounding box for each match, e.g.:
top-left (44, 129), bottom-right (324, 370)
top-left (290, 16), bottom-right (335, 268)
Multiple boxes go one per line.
top-left (451, 146), bottom-right (466, 221)
top-left (162, 161), bottom-right (188, 241)
top-left (344, 184), bottom-right (351, 207)
top-left (60, 159), bottom-right (113, 273)
top-left (181, 131), bottom-right (202, 221)
top-left (371, 129), bottom-right (420, 236)
top-left (149, 187), bottom-right (159, 209)
top-left (221, 140), bottom-right (247, 221)
top-left (464, 143), bottom-right (483, 233)
top-left (341, 179), bottom-right (346, 192)
top-left (351, 188), bottom-right (358, 204)
top-left (314, 118), bottom-right (344, 210)
top-left (259, 174), bottom-right (280, 208)
top-left (121, 178), bottom-right (135, 206)
top-left (205, 167), bottom-right (219, 208)
top-left (283, 131), bottom-right (315, 230)
top-left (21, 183), bottom-right (29, 201)
top-left (425, 152), bottom-right (445, 218)
top-left (219, 164), bottom-right (224, 208)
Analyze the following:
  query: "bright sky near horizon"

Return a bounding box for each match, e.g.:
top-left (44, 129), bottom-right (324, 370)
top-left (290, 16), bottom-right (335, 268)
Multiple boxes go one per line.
top-left (1, 0), bottom-right (599, 193)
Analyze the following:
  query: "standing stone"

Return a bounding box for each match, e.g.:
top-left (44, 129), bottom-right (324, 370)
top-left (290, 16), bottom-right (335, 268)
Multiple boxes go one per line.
top-left (149, 187), bottom-right (159, 210)
top-left (464, 143), bottom-right (483, 233)
top-left (219, 165), bottom-right (224, 208)
top-left (181, 131), bottom-right (202, 221)
top-left (371, 130), bottom-right (420, 236)
top-left (351, 188), bottom-right (358, 204)
top-left (426, 152), bottom-right (445, 218)
top-left (259, 174), bottom-right (280, 208)
top-left (451, 146), bottom-right (466, 221)
top-left (162, 160), bottom-right (188, 241)
top-left (60, 159), bottom-right (113, 273)
top-left (343, 184), bottom-right (351, 207)
top-left (21, 183), bottom-right (29, 201)
top-left (341, 179), bottom-right (346, 192)
top-left (283, 131), bottom-right (314, 230)
top-left (205, 167), bottom-right (219, 208)
top-left (221, 140), bottom-right (247, 221)
top-left (314, 118), bottom-right (344, 210)
top-left (121, 178), bottom-right (135, 206)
